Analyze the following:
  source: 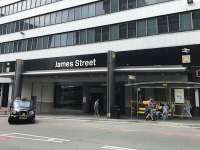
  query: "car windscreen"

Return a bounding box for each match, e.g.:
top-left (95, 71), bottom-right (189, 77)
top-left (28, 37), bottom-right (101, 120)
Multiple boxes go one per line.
top-left (13, 100), bottom-right (31, 109)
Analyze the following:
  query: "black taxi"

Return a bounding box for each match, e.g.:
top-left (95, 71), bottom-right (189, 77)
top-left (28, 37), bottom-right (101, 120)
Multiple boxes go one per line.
top-left (8, 98), bottom-right (36, 124)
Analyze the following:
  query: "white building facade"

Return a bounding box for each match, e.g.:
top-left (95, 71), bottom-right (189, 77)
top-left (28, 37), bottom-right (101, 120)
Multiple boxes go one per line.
top-left (0, 0), bottom-right (200, 117)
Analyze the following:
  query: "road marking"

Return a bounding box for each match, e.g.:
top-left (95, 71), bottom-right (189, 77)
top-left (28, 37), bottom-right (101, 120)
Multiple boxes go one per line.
top-left (0, 132), bottom-right (70, 143)
top-left (101, 145), bottom-right (137, 150)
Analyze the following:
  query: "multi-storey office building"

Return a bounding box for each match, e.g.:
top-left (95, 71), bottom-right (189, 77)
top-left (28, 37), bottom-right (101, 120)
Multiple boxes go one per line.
top-left (0, 0), bottom-right (200, 117)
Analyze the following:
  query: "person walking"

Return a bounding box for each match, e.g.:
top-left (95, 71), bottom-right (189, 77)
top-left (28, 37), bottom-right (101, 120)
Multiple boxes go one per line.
top-left (145, 98), bottom-right (154, 121)
top-left (162, 104), bottom-right (169, 120)
top-left (94, 99), bottom-right (100, 118)
top-left (185, 101), bottom-right (192, 118)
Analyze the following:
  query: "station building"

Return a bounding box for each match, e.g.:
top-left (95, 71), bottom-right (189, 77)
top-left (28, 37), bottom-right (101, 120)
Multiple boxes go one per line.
top-left (0, 0), bottom-right (200, 117)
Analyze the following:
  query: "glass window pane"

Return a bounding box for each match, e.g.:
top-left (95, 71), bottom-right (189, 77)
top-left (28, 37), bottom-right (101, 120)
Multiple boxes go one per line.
top-left (9, 5), bottom-right (14, 14)
top-left (96, 1), bottom-right (105, 16)
top-left (26, 0), bottom-right (32, 9)
top-left (40, 16), bottom-right (45, 27)
top-left (128, 0), bottom-right (136, 9)
top-left (5, 6), bottom-right (9, 15)
top-left (4, 43), bottom-right (9, 53)
top-left (22, 1), bottom-right (27, 11)
top-left (74, 31), bottom-right (80, 45)
top-left (56, 11), bottom-right (62, 24)
top-left (31, 0), bottom-right (37, 8)
top-left (17, 40), bottom-right (22, 52)
top-left (20, 20), bottom-right (24, 31)
top-left (36, 0), bottom-right (41, 7)
top-left (119, 23), bottom-right (127, 39)
top-left (51, 13), bottom-right (56, 25)
top-left (158, 16), bottom-right (168, 33)
top-left (75, 7), bottom-right (82, 20)
top-left (43, 36), bottom-right (49, 49)
top-left (1, 43), bottom-right (5, 53)
top-left (103, 0), bottom-right (110, 14)
top-left (32, 38), bottom-right (38, 50)
top-left (45, 14), bottom-right (51, 26)
top-left (119, 0), bottom-right (127, 11)
top-left (180, 12), bottom-right (192, 31)
top-left (13, 4), bottom-right (18, 13)
top-left (111, 0), bottom-right (118, 13)
top-left (24, 19), bottom-right (30, 30)
top-left (62, 10), bottom-right (68, 23)
top-left (46, 0), bottom-right (52, 4)
top-left (88, 4), bottom-right (95, 17)
top-left (87, 29), bottom-right (95, 43)
top-left (22, 39), bottom-right (28, 51)
top-left (67, 32), bottom-right (74, 46)
top-left (137, 19), bottom-right (146, 37)
top-left (147, 18), bottom-right (157, 35)
top-left (49, 35), bottom-right (55, 48)
top-left (61, 33), bottom-right (67, 46)
top-left (18, 2), bottom-right (22, 12)
top-left (41, 0), bottom-right (46, 6)
top-left (27, 39), bottom-right (33, 51)
top-left (95, 27), bottom-right (102, 42)
top-left (1, 7), bottom-right (5, 16)
top-left (168, 14), bottom-right (179, 32)
top-left (34, 16), bottom-right (40, 28)
top-left (80, 30), bottom-right (87, 44)
top-left (193, 10), bottom-right (200, 30)
top-left (102, 26), bottom-right (109, 41)
top-left (82, 5), bottom-right (89, 19)
top-left (68, 8), bottom-right (74, 21)
top-left (37, 37), bottom-right (43, 49)
top-left (55, 34), bottom-right (61, 47)
top-left (110, 24), bottom-right (119, 40)
top-left (10, 22), bottom-right (15, 33)
top-left (9, 42), bottom-right (14, 53)
top-left (29, 18), bottom-right (35, 29)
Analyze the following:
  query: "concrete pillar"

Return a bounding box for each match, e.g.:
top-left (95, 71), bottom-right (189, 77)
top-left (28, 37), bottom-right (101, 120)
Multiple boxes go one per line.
top-left (107, 51), bottom-right (116, 118)
top-left (13, 59), bottom-right (23, 99)
top-left (82, 84), bottom-right (90, 113)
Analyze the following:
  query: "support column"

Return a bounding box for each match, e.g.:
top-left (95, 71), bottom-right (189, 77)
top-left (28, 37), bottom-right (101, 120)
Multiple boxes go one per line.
top-left (13, 59), bottom-right (24, 99)
top-left (107, 51), bottom-right (116, 118)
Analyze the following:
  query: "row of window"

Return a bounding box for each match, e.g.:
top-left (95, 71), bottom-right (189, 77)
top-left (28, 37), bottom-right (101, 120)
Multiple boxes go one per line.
top-left (0, 0), bottom-right (172, 36)
top-left (0, 0), bottom-right (62, 18)
top-left (0, 10), bottom-right (200, 54)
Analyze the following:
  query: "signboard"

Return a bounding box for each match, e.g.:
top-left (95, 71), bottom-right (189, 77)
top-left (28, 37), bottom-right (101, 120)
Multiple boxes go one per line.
top-left (24, 53), bottom-right (107, 71)
top-left (174, 89), bottom-right (184, 104)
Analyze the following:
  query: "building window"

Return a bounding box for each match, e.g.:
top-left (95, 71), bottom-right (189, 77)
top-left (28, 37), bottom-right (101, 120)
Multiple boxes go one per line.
top-left (74, 31), bottom-right (80, 45)
top-left (49, 35), bottom-right (55, 48)
top-left (192, 10), bottom-right (200, 30)
top-left (137, 19), bottom-right (147, 37)
top-left (68, 8), bottom-right (75, 21)
top-left (67, 32), bottom-right (74, 46)
top-left (43, 36), bottom-right (49, 49)
top-left (88, 3), bottom-right (96, 17)
top-left (103, 0), bottom-right (110, 14)
top-left (56, 11), bottom-right (62, 24)
top-left (21, 39), bottom-right (28, 51)
top-left (62, 10), bottom-right (68, 23)
top-left (51, 13), bottom-right (56, 25)
top-left (80, 30), bottom-right (87, 44)
top-left (119, 0), bottom-right (127, 11)
top-left (180, 12), bottom-right (192, 31)
top-left (40, 16), bottom-right (45, 27)
top-left (102, 26), bottom-right (109, 41)
top-left (87, 29), bottom-right (95, 43)
top-left (95, 27), bottom-right (102, 42)
top-left (81, 5), bottom-right (89, 19)
top-left (27, 39), bottom-right (33, 51)
top-left (168, 14), bottom-right (179, 32)
top-left (61, 33), bottom-right (67, 46)
top-left (45, 14), bottom-right (51, 26)
top-left (110, 24), bottom-right (119, 40)
top-left (157, 16), bottom-right (168, 33)
top-left (119, 23), bottom-right (127, 39)
top-left (34, 16), bottom-right (40, 28)
top-left (128, 0), bottom-right (136, 9)
top-left (111, 0), bottom-right (119, 13)
top-left (75, 7), bottom-right (82, 20)
top-left (128, 21), bottom-right (136, 38)
top-left (147, 18), bottom-right (157, 36)
top-left (96, 1), bottom-right (105, 16)
top-left (55, 34), bottom-right (61, 47)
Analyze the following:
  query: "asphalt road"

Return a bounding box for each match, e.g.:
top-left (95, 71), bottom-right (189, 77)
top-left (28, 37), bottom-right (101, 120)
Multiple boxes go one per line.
top-left (0, 116), bottom-right (200, 150)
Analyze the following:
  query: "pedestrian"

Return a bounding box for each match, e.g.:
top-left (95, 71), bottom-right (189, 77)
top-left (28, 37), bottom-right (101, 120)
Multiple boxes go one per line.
top-left (94, 98), bottom-right (100, 118)
top-left (145, 98), bottom-right (154, 121)
top-left (162, 104), bottom-right (169, 120)
top-left (185, 101), bottom-right (192, 118)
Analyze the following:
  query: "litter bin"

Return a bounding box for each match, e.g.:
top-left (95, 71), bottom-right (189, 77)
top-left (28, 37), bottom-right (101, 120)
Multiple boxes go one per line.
top-left (111, 106), bottom-right (120, 119)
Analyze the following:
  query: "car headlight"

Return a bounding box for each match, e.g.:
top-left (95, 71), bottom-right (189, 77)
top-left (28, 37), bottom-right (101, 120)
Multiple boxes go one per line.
top-left (29, 110), bottom-right (35, 115)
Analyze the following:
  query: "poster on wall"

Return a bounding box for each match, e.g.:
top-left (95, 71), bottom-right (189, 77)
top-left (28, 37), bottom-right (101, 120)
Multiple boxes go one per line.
top-left (174, 89), bottom-right (185, 104)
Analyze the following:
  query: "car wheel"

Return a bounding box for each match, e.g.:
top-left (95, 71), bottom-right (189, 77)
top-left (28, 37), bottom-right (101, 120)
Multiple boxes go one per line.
top-left (8, 117), bottom-right (13, 124)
